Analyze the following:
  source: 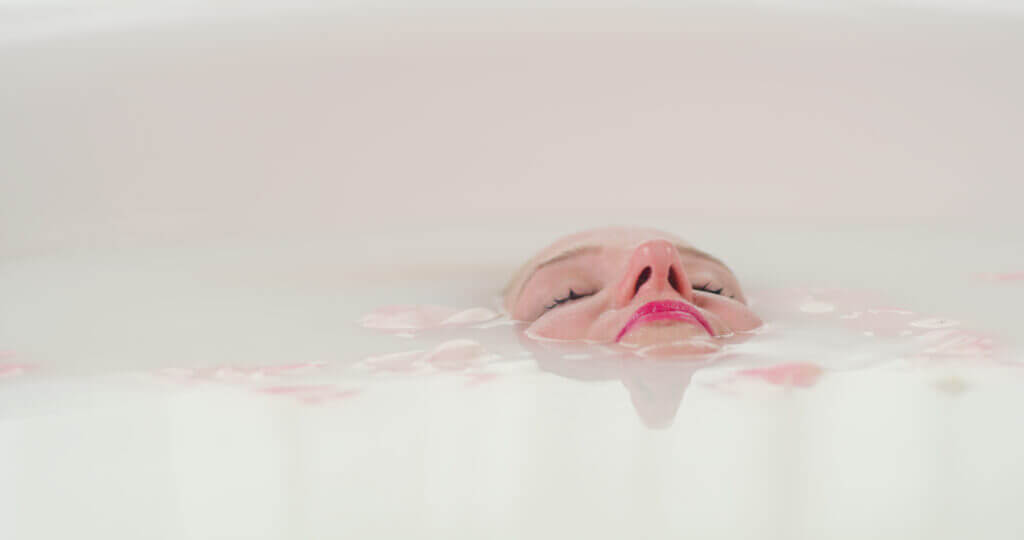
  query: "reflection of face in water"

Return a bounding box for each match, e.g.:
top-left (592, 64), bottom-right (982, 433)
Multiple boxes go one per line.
top-left (518, 331), bottom-right (739, 428)
top-left (505, 227), bottom-right (762, 352)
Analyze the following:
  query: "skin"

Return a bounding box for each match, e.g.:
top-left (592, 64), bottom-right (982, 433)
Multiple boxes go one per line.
top-left (504, 227), bottom-right (762, 348)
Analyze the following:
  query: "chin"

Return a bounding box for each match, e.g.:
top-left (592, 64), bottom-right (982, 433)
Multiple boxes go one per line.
top-left (616, 320), bottom-right (714, 347)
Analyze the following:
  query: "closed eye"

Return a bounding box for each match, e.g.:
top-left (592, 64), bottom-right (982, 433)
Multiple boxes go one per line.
top-left (545, 288), bottom-right (595, 310)
top-left (694, 281), bottom-right (734, 299)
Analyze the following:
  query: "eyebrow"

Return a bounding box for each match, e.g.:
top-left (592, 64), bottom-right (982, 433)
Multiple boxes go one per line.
top-left (513, 243), bottom-right (730, 300)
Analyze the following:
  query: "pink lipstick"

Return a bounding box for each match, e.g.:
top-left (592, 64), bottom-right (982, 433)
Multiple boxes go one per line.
top-left (616, 300), bottom-right (713, 342)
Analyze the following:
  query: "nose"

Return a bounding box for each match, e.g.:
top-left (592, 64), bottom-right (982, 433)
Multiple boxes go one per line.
top-left (615, 240), bottom-right (694, 307)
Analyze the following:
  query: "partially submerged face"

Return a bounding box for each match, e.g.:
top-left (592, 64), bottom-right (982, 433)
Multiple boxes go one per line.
top-left (504, 227), bottom-right (762, 349)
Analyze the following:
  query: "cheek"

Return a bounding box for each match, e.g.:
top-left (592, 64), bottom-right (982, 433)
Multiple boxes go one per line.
top-left (525, 304), bottom-right (604, 341)
top-left (695, 293), bottom-right (763, 332)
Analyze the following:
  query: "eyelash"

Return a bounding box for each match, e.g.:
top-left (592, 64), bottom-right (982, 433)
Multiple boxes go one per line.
top-left (545, 288), bottom-right (594, 310)
top-left (694, 281), bottom-right (734, 299)
top-left (545, 282), bottom-right (731, 310)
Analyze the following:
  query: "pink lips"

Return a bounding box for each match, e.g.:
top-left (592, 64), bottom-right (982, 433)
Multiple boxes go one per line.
top-left (616, 300), bottom-right (714, 342)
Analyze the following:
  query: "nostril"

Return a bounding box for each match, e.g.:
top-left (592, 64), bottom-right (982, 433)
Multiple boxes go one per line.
top-left (634, 266), bottom-right (652, 295)
top-left (668, 266), bottom-right (681, 294)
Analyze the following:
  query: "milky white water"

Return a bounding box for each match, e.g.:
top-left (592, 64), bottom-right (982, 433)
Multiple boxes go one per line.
top-left (3, 5), bottom-right (1024, 540)
top-left (3, 222), bottom-right (1023, 539)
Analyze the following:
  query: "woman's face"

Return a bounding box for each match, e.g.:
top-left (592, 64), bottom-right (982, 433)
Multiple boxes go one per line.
top-left (505, 227), bottom-right (762, 349)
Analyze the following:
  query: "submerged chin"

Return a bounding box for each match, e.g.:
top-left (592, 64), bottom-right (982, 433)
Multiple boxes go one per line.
top-left (616, 320), bottom-right (714, 347)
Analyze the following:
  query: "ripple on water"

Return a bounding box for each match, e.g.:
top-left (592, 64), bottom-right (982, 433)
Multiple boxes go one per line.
top-left (361, 339), bottom-right (500, 374)
top-left (360, 305), bottom-right (499, 332)
top-left (352, 288), bottom-right (1010, 427)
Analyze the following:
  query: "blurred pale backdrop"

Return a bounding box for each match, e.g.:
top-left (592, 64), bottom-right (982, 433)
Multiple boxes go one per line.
top-left (2, 3), bottom-right (1023, 259)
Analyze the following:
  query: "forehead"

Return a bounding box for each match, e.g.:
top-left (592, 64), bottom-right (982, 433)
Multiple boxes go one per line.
top-left (505, 227), bottom-right (695, 301)
top-left (528, 227), bottom-right (692, 266)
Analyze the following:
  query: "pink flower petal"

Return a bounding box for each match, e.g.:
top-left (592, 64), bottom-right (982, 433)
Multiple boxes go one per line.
top-left (739, 363), bottom-right (823, 388)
